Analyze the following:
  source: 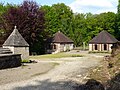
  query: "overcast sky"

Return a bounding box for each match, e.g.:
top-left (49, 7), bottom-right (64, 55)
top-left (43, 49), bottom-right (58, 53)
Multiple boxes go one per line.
top-left (0, 0), bottom-right (118, 14)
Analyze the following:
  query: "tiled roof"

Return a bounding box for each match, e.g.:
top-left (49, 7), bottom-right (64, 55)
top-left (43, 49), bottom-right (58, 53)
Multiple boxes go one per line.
top-left (47, 31), bottom-right (73, 43)
top-left (3, 26), bottom-right (29, 47)
top-left (89, 30), bottom-right (118, 44)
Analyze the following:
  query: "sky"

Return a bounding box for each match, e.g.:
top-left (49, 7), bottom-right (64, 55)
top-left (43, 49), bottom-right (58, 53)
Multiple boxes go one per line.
top-left (0, 0), bottom-right (118, 14)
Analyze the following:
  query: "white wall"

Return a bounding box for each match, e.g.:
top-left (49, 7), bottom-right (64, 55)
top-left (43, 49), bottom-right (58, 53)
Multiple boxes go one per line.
top-left (70, 44), bottom-right (74, 50)
top-left (52, 43), bottom-right (60, 54)
top-left (89, 44), bottom-right (92, 51)
top-left (108, 44), bottom-right (113, 52)
top-left (89, 43), bottom-right (113, 52)
top-left (51, 43), bottom-right (74, 54)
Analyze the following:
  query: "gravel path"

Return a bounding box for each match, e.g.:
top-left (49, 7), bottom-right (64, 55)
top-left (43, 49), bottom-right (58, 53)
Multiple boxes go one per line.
top-left (0, 62), bottom-right (55, 85)
top-left (0, 51), bottom-right (106, 90)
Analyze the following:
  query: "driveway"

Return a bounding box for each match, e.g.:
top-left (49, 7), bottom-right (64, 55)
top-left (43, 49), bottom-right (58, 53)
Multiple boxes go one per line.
top-left (0, 50), bottom-right (107, 90)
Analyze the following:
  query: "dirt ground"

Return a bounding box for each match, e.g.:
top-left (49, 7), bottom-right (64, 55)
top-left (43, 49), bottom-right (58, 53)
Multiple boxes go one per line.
top-left (0, 62), bottom-right (55, 85)
top-left (0, 50), bottom-right (108, 90)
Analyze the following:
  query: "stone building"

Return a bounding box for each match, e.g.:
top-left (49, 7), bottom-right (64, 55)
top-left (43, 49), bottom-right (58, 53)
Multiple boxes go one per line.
top-left (89, 30), bottom-right (118, 52)
top-left (3, 26), bottom-right (29, 60)
top-left (46, 31), bottom-right (74, 54)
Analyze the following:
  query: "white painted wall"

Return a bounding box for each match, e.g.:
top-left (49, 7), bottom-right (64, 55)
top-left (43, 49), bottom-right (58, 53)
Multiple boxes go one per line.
top-left (108, 44), bottom-right (113, 52)
top-left (89, 44), bottom-right (92, 51)
top-left (89, 43), bottom-right (113, 52)
top-left (52, 43), bottom-right (60, 54)
top-left (49, 43), bottom-right (74, 54)
top-left (70, 44), bottom-right (74, 50)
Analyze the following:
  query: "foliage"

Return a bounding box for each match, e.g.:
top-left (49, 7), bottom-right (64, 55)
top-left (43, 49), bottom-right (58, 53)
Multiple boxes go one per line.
top-left (41, 3), bottom-right (73, 39)
top-left (95, 12), bottom-right (116, 35)
top-left (71, 13), bottom-right (86, 46)
top-left (0, 3), bottom-right (14, 46)
top-left (115, 0), bottom-right (120, 40)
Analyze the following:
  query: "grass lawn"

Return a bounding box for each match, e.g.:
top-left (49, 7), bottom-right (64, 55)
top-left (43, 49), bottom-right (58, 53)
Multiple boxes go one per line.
top-left (30, 52), bottom-right (83, 60)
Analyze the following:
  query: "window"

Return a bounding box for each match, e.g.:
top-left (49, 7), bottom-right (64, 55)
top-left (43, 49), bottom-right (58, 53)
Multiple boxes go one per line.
top-left (95, 44), bottom-right (97, 50)
top-left (104, 44), bottom-right (107, 50)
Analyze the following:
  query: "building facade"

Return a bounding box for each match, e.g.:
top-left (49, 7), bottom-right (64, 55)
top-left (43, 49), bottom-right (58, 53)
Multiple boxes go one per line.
top-left (46, 31), bottom-right (74, 54)
top-left (3, 26), bottom-right (29, 60)
top-left (89, 31), bottom-right (118, 52)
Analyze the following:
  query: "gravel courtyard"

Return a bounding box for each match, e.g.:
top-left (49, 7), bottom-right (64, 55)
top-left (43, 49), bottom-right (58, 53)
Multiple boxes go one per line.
top-left (0, 50), bottom-right (108, 90)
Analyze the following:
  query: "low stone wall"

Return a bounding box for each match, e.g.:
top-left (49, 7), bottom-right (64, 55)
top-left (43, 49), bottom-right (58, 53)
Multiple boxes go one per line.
top-left (0, 54), bottom-right (21, 69)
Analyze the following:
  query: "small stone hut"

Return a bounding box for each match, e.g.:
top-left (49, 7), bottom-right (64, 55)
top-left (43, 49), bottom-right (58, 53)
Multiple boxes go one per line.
top-left (3, 26), bottom-right (29, 60)
top-left (46, 31), bottom-right (74, 54)
top-left (89, 30), bottom-right (118, 52)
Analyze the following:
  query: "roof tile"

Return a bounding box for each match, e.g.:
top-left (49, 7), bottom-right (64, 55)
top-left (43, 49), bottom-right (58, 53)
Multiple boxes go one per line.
top-left (89, 30), bottom-right (118, 44)
top-left (47, 31), bottom-right (73, 43)
top-left (3, 26), bottom-right (29, 47)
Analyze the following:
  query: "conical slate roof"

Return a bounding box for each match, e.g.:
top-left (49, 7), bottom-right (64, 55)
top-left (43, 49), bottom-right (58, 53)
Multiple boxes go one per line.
top-left (89, 30), bottom-right (118, 44)
top-left (3, 26), bottom-right (29, 47)
top-left (47, 31), bottom-right (73, 43)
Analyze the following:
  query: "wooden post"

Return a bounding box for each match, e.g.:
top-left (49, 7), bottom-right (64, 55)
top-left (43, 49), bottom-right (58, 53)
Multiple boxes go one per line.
top-left (83, 42), bottom-right (85, 50)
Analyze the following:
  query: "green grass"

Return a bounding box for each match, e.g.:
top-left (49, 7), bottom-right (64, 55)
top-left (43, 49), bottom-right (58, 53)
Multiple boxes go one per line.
top-left (30, 52), bottom-right (83, 60)
top-left (89, 51), bottom-right (108, 53)
top-left (21, 59), bottom-right (30, 63)
top-left (74, 46), bottom-right (89, 50)
top-left (71, 54), bottom-right (83, 57)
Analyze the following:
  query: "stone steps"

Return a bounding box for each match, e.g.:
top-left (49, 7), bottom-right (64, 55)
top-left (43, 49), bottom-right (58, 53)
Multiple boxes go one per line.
top-left (0, 47), bottom-right (12, 54)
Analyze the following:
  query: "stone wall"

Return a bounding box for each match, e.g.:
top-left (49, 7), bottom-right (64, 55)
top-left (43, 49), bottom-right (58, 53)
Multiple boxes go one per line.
top-left (0, 54), bottom-right (21, 69)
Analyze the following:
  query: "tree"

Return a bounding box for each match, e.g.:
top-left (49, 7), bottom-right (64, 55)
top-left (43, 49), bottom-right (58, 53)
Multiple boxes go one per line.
top-left (1, 1), bottom-right (45, 54)
top-left (0, 3), bottom-right (14, 46)
top-left (118, 0), bottom-right (120, 13)
top-left (95, 12), bottom-right (116, 34)
top-left (115, 0), bottom-right (120, 40)
top-left (70, 13), bottom-right (86, 46)
top-left (41, 3), bottom-right (73, 37)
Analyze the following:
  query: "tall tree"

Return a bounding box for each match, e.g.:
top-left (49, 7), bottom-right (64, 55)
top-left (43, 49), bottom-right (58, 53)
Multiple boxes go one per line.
top-left (115, 0), bottom-right (120, 40)
top-left (95, 12), bottom-right (116, 34)
top-left (71, 13), bottom-right (86, 46)
top-left (41, 3), bottom-right (73, 37)
top-left (118, 0), bottom-right (120, 13)
top-left (1, 1), bottom-right (45, 54)
top-left (0, 3), bottom-right (14, 46)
